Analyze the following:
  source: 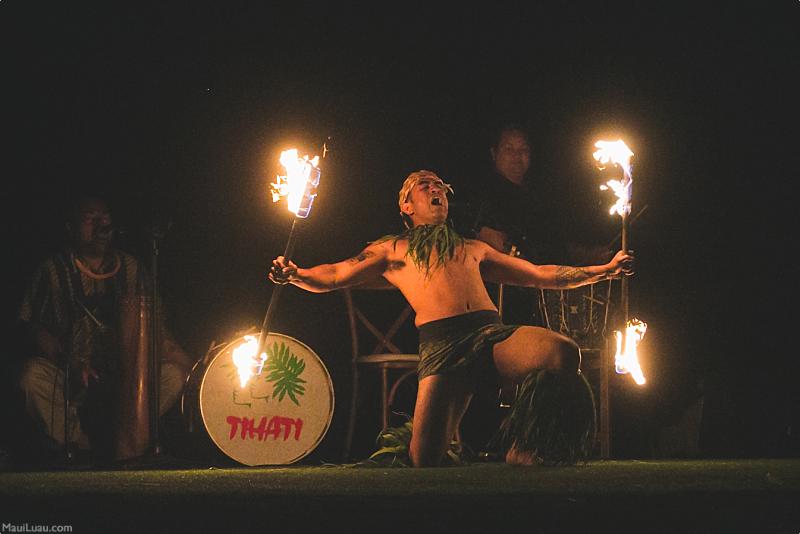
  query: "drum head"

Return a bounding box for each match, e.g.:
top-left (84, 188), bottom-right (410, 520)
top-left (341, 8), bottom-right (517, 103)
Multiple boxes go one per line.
top-left (199, 332), bottom-right (334, 466)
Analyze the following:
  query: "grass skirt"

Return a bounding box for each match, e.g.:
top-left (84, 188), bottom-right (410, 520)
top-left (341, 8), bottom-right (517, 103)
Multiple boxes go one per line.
top-left (495, 370), bottom-right (596, 465)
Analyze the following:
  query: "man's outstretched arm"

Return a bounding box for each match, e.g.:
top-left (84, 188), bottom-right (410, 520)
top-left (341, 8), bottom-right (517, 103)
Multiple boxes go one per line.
top-left (478, 240), bottom-right (634, 289)
top-left (269, 242), bottom-right (389, 293)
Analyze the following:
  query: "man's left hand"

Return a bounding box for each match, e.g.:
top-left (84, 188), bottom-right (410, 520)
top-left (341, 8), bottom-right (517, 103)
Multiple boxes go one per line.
top-left (606, 250), bottom-right (635, 277)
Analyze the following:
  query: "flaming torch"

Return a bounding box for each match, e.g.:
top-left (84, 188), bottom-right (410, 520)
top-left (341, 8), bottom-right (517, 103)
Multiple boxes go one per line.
top-left (593, 139), bottom-right (646, 385)
top-left (232, 146), bottom-right (324, 387)
top-left (258, 148), bottom-right (322, 356)
top-left (231, 334), bottom-right (265, 388)
top-left (270, 149), bottom-right (321, 220)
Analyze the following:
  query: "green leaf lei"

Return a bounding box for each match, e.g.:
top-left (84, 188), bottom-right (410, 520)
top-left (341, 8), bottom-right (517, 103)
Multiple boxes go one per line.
top-left (374, 223), bottom-right (465, 276)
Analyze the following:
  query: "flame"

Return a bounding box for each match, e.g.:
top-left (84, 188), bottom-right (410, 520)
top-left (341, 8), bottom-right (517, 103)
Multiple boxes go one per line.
top-left (593, 140), bottom-right (634, 217)
top-left (231, 334), bottom-right (267, 388)
top-left (593, 139), bottom-right (633, 176)
top-left (599, 178), bottom-right (630, 217)
top-left (270, 149), bottom-right (321, 218)
top-left (613, 318), bottom-right (647, 385)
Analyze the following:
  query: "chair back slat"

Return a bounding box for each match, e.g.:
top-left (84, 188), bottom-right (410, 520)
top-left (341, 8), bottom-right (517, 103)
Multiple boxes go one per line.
top-left (370, 306), bottom-right (413, 354)
top-left (344, 289), bottom-right (360, 362)
top-left (356, 308), bottom-right (403, 354)
top-left (343, 288), bottom-right (416, 362)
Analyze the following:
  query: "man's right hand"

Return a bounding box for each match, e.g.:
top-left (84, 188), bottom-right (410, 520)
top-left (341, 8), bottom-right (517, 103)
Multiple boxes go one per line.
top-left (269, 256), bottom-right (298, 285)
top-left (80, 366), bottom-right (100, 388)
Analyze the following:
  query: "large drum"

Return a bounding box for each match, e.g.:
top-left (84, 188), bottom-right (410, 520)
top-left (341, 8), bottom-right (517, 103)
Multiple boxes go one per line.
top-left (182, 330), bottom-right (334, 466)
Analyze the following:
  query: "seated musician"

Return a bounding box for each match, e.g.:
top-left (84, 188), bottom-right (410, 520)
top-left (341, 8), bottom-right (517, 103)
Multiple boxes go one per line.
top-left (456, 123), bottom-right (612, 457)
top-left (460, 124), bottom-right (613, 314)
top-left (13, 193), bottom-right (193, 465)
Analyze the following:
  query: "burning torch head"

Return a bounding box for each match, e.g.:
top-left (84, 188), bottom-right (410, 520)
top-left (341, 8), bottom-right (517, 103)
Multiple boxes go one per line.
top-left (272, 149), bottom-right (321, 219)
top-left (593, 139), bottom-right (634, 217)
top-left (294, 164), bottom-right (320, 219)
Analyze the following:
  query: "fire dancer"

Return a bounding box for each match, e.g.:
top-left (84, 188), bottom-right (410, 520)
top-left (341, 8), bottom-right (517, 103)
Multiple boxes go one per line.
top-left (270, 170), bottom-right (633, 466)
top-left (14, 194), bottom-right (193, 464)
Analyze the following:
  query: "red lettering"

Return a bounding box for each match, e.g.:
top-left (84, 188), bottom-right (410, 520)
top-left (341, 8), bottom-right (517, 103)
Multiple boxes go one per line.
top-left (255, 416), bottom-right (268, 440)
top-left (225, 415), bottom-right (304, 441)
top-left (241, 417), bottom-right (255, 439)
top-left (279, 417), bottom-right (294, 441)
top-left (294, 418), bottom-right (303, 440)
top-left (226, 415), bottom-right (240, 440)
top-left (265, 416), bottom-right (282, 440)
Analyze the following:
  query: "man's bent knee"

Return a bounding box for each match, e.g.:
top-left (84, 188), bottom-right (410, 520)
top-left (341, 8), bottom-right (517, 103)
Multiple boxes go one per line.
top-left (159, 362), bottom-right (188, 415)
top-left (18, 357), bottom-right (59, 396)
top-left (553, 338), bottom-right (581, 374)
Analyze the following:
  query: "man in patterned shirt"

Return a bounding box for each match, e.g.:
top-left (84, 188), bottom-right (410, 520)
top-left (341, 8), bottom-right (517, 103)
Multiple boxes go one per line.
top-left (16, 195), bottom-right (192, 463)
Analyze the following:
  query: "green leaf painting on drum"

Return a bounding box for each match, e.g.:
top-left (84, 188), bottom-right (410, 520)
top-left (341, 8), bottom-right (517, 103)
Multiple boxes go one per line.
top-left (264, 341), bottom-right (307, 406)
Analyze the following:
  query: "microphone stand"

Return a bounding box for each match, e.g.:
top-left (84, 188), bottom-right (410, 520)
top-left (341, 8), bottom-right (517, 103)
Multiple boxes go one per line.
top-left (148, 221), bottom-right (169, 457)
top-left (63, 362), bottom-right (73, 463)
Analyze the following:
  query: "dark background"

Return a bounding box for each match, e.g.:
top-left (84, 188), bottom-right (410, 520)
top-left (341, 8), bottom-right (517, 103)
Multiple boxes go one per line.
top-left (1, 2), bottom-right (796, 462)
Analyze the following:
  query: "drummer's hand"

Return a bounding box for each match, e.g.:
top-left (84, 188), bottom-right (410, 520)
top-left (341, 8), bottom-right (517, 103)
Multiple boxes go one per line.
top-left (80, 365), bottom-right (100, 388)
top-left (269, 256), bottom-right (298, 285)
top-left (606, 250), bottom-right (635, 278)
top-left (69, 362), bottom-right (100, 388)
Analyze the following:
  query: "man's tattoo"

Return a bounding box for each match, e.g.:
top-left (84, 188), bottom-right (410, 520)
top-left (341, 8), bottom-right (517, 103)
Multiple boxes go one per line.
top-left (555, 266), bottom-right (590, 287)
top-left (347, 250), bottom-right (374, 264)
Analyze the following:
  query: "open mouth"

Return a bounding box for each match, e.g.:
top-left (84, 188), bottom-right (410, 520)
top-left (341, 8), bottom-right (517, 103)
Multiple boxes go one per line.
top-left (431, 197), bottom-right (442, 206)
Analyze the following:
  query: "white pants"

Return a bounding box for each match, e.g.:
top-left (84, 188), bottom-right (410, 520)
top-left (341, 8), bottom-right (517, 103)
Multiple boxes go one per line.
top-left (18, 357), bottom-right (186, 448)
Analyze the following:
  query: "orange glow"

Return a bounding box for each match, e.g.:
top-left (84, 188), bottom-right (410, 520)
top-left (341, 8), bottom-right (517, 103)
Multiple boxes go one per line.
top-left (613, 318), bottom-right (647, 385)
top-left (231, 335), bottom-right (267, 388)
top-left (270, 149), bottom-right (321, 218)
top-left (593, 139), bottom-right (634, 217)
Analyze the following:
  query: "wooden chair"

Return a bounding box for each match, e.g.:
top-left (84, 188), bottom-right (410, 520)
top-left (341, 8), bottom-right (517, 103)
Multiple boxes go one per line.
top-left (341, 287), bottom-right (419, 462)
top-left (536, 282), bottom-right (615, 458)
top-left (578, 346), bottom-right (611, 458)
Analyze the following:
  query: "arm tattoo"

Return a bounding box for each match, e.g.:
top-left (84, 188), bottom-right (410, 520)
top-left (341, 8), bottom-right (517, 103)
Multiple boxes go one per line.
top-left (555, 266), bottom-right (590, 287)
top-left (346, 250), bottom-right (374, 264)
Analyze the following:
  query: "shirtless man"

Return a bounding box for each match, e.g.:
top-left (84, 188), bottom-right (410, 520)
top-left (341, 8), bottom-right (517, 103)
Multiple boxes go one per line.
top-left (270, 170), bottom-right (633, 467)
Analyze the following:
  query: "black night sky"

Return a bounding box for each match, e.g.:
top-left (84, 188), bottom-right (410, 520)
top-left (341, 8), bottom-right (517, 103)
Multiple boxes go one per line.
top-left (2, 3), bottom-right (797, 459)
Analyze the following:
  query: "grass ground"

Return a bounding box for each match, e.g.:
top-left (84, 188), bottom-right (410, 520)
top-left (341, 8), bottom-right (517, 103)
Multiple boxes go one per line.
top-left (2, 459), bottom-right (799, 533)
